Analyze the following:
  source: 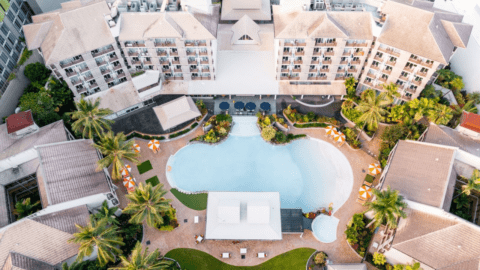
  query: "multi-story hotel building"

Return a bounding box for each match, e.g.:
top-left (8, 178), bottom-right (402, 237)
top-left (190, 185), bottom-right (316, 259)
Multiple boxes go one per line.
top-left (272, 6), bottom-right (373, 83)
top-left (23, 1), bottom-right (129, 98)
top-left (357, 0), bottom-right (473, 102)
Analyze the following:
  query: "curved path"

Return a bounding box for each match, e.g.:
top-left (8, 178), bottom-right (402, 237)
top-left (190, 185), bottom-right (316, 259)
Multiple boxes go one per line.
top-left (116, 125), bottom-right (375, 267)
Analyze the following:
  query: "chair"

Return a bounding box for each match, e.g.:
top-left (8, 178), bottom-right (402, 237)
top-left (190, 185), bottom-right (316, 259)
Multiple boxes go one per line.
top-left (240, 248), bottom-right (247, 254)
top-left (221, 253), bottom-right (230, 258)
top-left (356, 197), bottom-right (366, 204)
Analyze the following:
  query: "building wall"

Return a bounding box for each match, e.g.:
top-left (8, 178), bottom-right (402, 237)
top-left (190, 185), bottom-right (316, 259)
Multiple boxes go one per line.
top-left (358, 41), bottom-right (440, 102)
top-left (49, 42), bottom-right (130, 98)
top-left (26, 0), bottom-right (71, 15)
top-left (275, 37), bottom-right (372, 83)
top-left (120, 38), bottom-right (216, 81)
top-left (0, 0), bottom-right (32, 94)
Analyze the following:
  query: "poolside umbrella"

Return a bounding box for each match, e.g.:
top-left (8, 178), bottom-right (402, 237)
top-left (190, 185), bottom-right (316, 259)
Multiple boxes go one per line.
top-left (368, 163), bottom-right (382, 175)
top-left (245, 102), bottom-right (256, 111)
top-left (330, 129), bottom-right (339, 138)
top-left (260, 102), bottom-right (271, 111)
top-left (123, 177), bottom-right (135, 189)
top-left (132, 143), bottom-right (140, 153)
top-left (148, 139), bottom-right (160, 152)
top-left (125, 164), bottom-right (131, 172)
top-left (325, 126), bottom-right (337, 136)
top-left (120, 167), bottom-right (129, 177)
top-left (359, 185), bottom-right (372, 200)
top-left (334, 132), bottom-right (346, 143)
top-left (234, 101), bottom-right (245, 110)
top-left (219, 102), bottom-right (230, 110)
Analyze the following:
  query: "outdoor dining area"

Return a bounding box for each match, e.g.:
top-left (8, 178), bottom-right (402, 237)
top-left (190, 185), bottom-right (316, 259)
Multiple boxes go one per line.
top-left (218, 101), bottom-right (271, 115)
top-left (325, 125), bottom-right (346, 147)
top-left (357, 163), bottom-right (382, 204)
top-left (195, 234), bottom-right (204, 244)
top-left (219, 249), bottom-right (267, 259)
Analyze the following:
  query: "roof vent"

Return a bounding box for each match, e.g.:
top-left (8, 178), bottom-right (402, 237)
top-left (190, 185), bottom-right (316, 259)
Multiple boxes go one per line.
top-left (435, 158), bottom-right (439, 161)
top-left (12, 166), bottom-right (19, 174)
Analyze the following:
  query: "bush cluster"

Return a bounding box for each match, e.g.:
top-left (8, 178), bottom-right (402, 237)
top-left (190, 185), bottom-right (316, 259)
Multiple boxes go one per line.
top-left (191, 114), bottom-right (232, 143)
top-left (344, 213), bottom-right (374, 257)
top-left (284, 105), bottom-right (338, 125)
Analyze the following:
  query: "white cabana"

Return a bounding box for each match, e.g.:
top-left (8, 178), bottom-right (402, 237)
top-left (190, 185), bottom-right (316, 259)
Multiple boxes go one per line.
top-left (153, 96), bottom-right (201, 131)
top-left (205, 192), bottom-right (282, 240)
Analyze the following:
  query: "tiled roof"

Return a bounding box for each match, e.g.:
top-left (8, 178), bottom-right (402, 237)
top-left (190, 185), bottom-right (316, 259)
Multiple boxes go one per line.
top-left (424, 123), bottom-right (480, 157)
top-left (382, 141), bottom-right (456, 209)
top-left (0, 120), bottom-right (68, 161)
top-left (460, 111), bottom-right (480, 134)
top-left (32, 205), bottom-right (90, 234)
top-left (37, 140), bottom-right (111, 205)
top-left (5, 252), bottom-right (56, 270)
top-left (5, 111), bottom-right (34, 134)
top-left (231, 15), bottom-right (261, 44)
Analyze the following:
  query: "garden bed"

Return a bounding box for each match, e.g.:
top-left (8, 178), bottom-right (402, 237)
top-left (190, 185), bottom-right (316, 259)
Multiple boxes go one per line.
top-left (306, 251), bottom-right (328, 270)
top-left (283, 106), bottom-right (338, 127)
top-left (190, 114), bottom-right (232, 144)
top-left (257, 114), bottom-right (306, 145)
top-left (344, 213), bottom-right (375, 257)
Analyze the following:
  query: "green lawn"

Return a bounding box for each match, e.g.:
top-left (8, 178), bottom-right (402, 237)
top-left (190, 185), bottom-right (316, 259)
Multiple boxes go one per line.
top-left (165, 248), bottom-right (315, 270)
top-left (145, 176), bottom-right (160, 187)
top-left (137, 160), bottom-right (153, 174)
top-left (170, 188), bottom-right (208, 210)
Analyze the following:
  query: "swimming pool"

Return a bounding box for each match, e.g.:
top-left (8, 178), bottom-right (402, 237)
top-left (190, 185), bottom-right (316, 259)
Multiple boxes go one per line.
top-left (311, 215), bottom-right (340, 243)
top-left (166, 117), bottom-right (353, 213)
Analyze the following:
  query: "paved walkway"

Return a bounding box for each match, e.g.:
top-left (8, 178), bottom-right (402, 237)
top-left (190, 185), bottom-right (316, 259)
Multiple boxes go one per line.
top-left (117, 124), bottom-right (377, 267)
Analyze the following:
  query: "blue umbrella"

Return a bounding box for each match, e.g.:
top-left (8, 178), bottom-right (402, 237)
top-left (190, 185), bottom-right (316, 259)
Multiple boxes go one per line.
top-left (234, 101), bottom-right (245, 110)
top-left (219, 102), bottom-right (229, 110)
top-left (260, 102), bottom-right (271, 111)
top-left (245, 102), bottom-right (256, 111)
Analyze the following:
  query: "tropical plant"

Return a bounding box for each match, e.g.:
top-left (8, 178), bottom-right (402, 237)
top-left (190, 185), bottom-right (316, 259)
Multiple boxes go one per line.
top-left (394, 261), bottom-right (422, 270)
top-left (380, 83), bottom-right (400, 102)
top-left (453, 191), bottom-right (470, 210)
top-left (420, 84), bottom-right (441, 99)
top-left (406, 98), bottom-right (436, 121)
top-left (261, 126), bottom-right (276, 141)
top-left (94, 200), bottom-right (119, 225)
top-left (462, 169), bottom-right (480, 195)
top-left (450, 77), bottom-right (464, 90)
top-left (355, 89), bottom-right (390, 131)
top-left (365, 186), bottom-right (407, 228)
top-left (69, 217), bottom-right (124, 266)
top-left (344, 77), bottom-right (357, 98)
top-left (110, 241), bottom-right (174, 270)
top-left (313, 251), bottom-right (328, 266)
top-left (94, 131), bottom-right (139, 180)
top-left (24, 62), bottom-right (52, 84)
top-left (428, 103), bottom-right (453, 125)
top-left (13, 198), bottom-right (41, 219)
top-left (341, 98), bottom-right (355, 110)
top-left (123, 183), bottom-right (173, 228)
top-left (69, 98), bottom-right (114, 139)
top-left (467, 92), bottom-right (480, 104)
top-left (373, 252), bottom-right (387, 266)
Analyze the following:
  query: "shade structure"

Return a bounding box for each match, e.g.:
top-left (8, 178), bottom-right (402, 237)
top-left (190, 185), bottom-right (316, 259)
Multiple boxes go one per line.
top-left (260, 102), bottom-right (271, 111)
top-left (330, 129), bottom-right (339, 138)
top-left (234, 101), bottom-right (245, 110)
top-left (368, 163), bottom-right (382, 175)
top-left (359, 185), bottom-right (372, 200)
top-left (120, 167), bottom-right (129, 177)
top-left (245, 102), bottom-right (256, 111)
top-left (326, 126), bottom-right (337, 136)
top-left (334, 132), bottom-right (346, 143)
top-left (132, 143), bottom-right (140, 153)
top-left (123, 177), bottom-right (135, 189)
top-left (125, 164), bottom-right (131, 172)
top-left (148, 139), bottom-right (160, 152)
top-left (219, 102), bottom-right (230, 110)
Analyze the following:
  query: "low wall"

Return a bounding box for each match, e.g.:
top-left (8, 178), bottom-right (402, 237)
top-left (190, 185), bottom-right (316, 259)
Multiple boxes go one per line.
top-left (340, 110), bottom-right (374, 141)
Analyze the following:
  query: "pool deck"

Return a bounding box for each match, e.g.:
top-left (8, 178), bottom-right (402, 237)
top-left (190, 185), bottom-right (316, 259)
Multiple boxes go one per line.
top-left (117, 126), bottom-right (377, 267)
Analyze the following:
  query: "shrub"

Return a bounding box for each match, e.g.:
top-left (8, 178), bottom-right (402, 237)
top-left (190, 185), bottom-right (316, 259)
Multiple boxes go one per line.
top-left (130, 70), bottom-right (145, 77)
top-left (196, 99), bottom-right (206, 109)
top-left (373, 252), bottom-right (387, 266)
top-left (216, 114), bottom-right (232, 123)
top-left (314, 252), bottom-right (328, 266)
top-left (294, 123), bottom-right (327, 128)
top-left (275, 131), bottom-right (286, 143)
top-left (7, 73), bottom-right (16, 82)
top-left (261, 126), bottom-right (276, 141)
top-left (24, 63), bottom-right (51, 84)
top-left (307, 111), bottom-right (316, 121)
top-left (16, 49), bottom-right (33, 67)
top-left (191, 122), bottom-right (198, 128)
top-left (278, 118), bottom-right (285, 124)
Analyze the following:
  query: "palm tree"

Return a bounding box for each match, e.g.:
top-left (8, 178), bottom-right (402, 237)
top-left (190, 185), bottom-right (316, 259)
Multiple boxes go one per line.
top-left (380, 83), bottom-right (400, 102)
top-left (356, 89), bottom-right (390, 131)
top-left (94, 131), bottom-right (139, 180)
top-left (467, 92), bottom-right (480, 104)
top-left (94, 200), bottom-right (119, 225)
top-left (462, 169), bottom-right (480, 195)
top-left (68, 217), bottom-right (124, 266)
top-left (109, 241), bottom-right (175, 270)
top-left (123, 183), bottom-right (173, 228)
top-left (428, 103), bottom-right (453, 125)
top-left (13, 198), bottom-right (41, 219)
top-left (69, 98), bottom-right (114, 139)
top-left (365, 186), bottom-right (407, 228)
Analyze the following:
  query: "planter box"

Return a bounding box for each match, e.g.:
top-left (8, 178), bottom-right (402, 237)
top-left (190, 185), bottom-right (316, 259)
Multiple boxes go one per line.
top-left (340, 110), bottom-right (375, 141)
top-left (275, 121), bottom-right (289, 132)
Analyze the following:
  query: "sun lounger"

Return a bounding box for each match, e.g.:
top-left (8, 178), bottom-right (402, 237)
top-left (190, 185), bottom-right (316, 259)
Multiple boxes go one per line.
top-left (257, 252), bottom-right (267, 258)
top-left (240, 248), bottom-right (247, 254)
top-left (194, 216), bottom-right (199, 223)
top-left (221, 253), bottom-right (231, 258)
top-left (356, 198), bottom-right (366, 204)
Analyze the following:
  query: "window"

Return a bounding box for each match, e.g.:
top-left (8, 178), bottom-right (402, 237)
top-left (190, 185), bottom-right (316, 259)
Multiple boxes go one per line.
top-left (283, 47), bottom-right (290, 53)
top-left (7, 11), bottom-right (14, 21)
top-left (0, 35), bottom-right (4, 45)
top-left (15, 43), bottom-right (21, 52)
top-left (0, 64), bottom-right (3, 74)
top-left (389, 57), bottom-right (397, 62)
top-left (401, 71), bottom-right (409, 77)
top-left (0, 53), bottom-right (7, 64)
top-left (3, 72), bottom-right (9, 80)
top-left (4, 43), bottom-right (11, 53)
top-left (21, 4), bottom-right (29, 15)
top-left (18, 11), bottom-right (25, 22)
top-left (0, 25), bottom-right (9, 36)
top-left (12, 52), bottom-right (19, 61)
top-left (310, 65), bottom-right (315, 70)
top-left (7, 61), bottom-right (14, 70)
top-left (239, 35), bottom-right (252, 40)
top-left (14, 20), bottom-right (22, 31)
top-left (11, 3), bottom-right (18, 13)
top-left (7, 35), bottom-right (15, 46)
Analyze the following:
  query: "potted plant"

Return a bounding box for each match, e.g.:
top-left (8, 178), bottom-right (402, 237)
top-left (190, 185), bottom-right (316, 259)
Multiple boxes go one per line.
top-left (328, 206), bottom-right (333, 216)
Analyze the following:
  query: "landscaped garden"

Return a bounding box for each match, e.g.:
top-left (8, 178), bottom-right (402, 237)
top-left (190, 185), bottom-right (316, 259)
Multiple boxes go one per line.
top-left (165, 248), bottom-right (316, 270)
top-left (283, 105), bottom-right (339, 127)
top-left (191, 113), bottom-right (233, 143)
top-left (306, 251), bottom-right (328, 270)
top-left (257, 113), bottom-right (306, 144)
top-left (170, 188), bottom-right (208, 210)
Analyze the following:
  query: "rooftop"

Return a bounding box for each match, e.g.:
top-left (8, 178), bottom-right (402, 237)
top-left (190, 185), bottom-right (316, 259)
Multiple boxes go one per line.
top-left (221, 0), bottom-right (271, 21)
top-left (460, 111), bottom-right (480, 134)
top-left (153, 96), bottom-right (201, 131)
top-left (6, 111), bottom-right (34, 134)
top-left (424, 123), bottom-right (480, 157)
top-left (83, 81), bottom-right (142, 114)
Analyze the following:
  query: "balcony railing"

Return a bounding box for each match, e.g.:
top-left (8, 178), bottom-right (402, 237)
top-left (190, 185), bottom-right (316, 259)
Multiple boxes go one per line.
top-left (295, 51), bottom-right (305, 56)
top-left (280, 77), bottom-right (289, 80)
top-left (399, 75), bottom-right (409, 81)
top-left (101, 69), bottom-right (110, 75)
top-left (335, 76), bottom-right (346, 80)
top-left (412, 80), bottom-right (422, 86)
top-left (374, 55), bottom-right (383, 62)
top-left (309, 69), bottom-right (316, 72)
top-left (60, 57), bottom-right (84, 68)
top-left (126, 43), bottom-right (146, 48)
top-left (162, 69), bottom-right (171, 73)
top-left (174, 68), bottom-right (182, 73)
top-left (282, 60), bottom-right (290, 64)
top-left (343, 51), bottom-right (351, 56)
top-left (378, 77), bottom-right (388, 83)
top-left (284, 41), bottom-right (294, 47)
top-left (313, 51), bottom-right (321, 56)
top-left (320, 68), bottom-right (329, 73)
top-left (383, 69), bottom-right (392, 75)
top-left (172, 76), bottom-right (184, 80)
top-left (155, 42), bottom-right (176, 47)
top-left (72, 80), bottom-right (82, 86)
top-left (171, 51), bottom-right (179, 56)
top-left (113, 65), bottom-right (122, 71)
top-left (78, 66), bottom-right (89, 73)
top-left (199, 51), bottom-right (208, 56)
top-left (292, 68), bottom-right (301, 72)
top-left (89, 82), bottom-right (98, 88)
top-left (143, 60), bottom-right (153, 65)
top-left (128, 52), bottom-right (139, 57)
top-left (294, 60), bottom-right (303, 64)
top-left (311, 60), bottom-right (319, 65)
top-left (96, 60), bottom-right (107, 67)
top-left (354, 51), bottom-right (365, 56)
top-left (324, 51), bottom-right (334, 56)
top-left (416, 71), bottom-right (428, 77)
top-left (200, 60), bottom-right (208, 65)
top-left (84, 74), bottom-right (94, 81)
top-left (323, 60), bottom-right (332, 65)
top-left (66, 71), bottom-right (76, 77)
top-left (409, 57), bottom-right (422, 65)
top-left (340, 60), bottom-right (348, 65)
top-left (188, 60), bottom-right (197, 65)
top-left (281, 68), bottom-right (289, 73)
top-left (420, 61), bottom-right (434, 68)
top-left (371, 65), bottom-right (380, 70)
top-left (109, 55), bottom-right (119, 62)
top-left (308, 76), bottom-right (327, 80)
top-left (346, 42), bottom-right (368, 47)
top-left (351, 60), bottom-right (361, 65)
top-left (92, 46), bottom-right (115, 58)
top-left (190, 68), bottom-right (199, 73)
top-left (104, 77), bottom-right (114, 83)
top-left (326, 42), bottom-right (337, 46)
top-left (366, 73), bottom-right (376, 79)
top-left (404, 66), bottom-right (414, 72)
top-left (186, 51), bottom-right (196, 56)
top-left (378, 47), bottom-right (401, 57)
top-left (157, 51), bottom-right (167, 56)
top-left (349, 68), bottom-right (358, 73)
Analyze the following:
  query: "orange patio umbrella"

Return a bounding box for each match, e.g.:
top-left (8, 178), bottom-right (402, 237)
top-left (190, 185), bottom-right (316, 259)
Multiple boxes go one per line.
top-left (120, 167), bottom-right (129, 177)
top-left (125, 164), bottom-right (132, 172)
top-left (148, 139), bottom-right (160, 152)
top-left (123, 177), bottom-right (135, 189)
top-left (325, 125), bottom-right (337, 136)
top-left (334, 132), bottom-right (346, 143)
top-left (359, 185), bottom-right (372, 200)
top-left (330, 129), bottom-right (339, 138)
top-left (368, 163), bottom-right (382, 175)
top-left (132, 143), bottom-right (140, 153)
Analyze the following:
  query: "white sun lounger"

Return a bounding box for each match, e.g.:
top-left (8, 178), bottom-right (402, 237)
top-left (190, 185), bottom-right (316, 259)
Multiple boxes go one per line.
top-left (194, 216), bottom-right (199, 223)
top-left (221, 253), bottom-right (230, 258)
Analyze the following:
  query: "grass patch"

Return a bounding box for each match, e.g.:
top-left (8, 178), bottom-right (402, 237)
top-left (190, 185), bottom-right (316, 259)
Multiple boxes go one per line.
top-left (137, 160), bottom-right (153, 174)
top-left (170, 188), bottom-right (208, 211)
top-left (294, 123), bottom-right (328, 128)
top-left (165, 248), bottom-right (315, 270)
top-left (145, 176), bottom-right (160, 187)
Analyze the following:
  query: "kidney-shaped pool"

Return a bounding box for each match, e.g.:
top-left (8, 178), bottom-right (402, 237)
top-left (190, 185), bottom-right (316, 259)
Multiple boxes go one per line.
top-left (166, 117), bottom-right (353, 212)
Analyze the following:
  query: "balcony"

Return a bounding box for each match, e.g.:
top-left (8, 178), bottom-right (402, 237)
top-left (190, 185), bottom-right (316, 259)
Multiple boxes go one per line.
top-left (403, 66), bottom-right (414, 73)
top-left (340, 60), bottom-right (348, 65)
top-left (311, 60), bottom-right (319, 65)
top-left (364, 80), bottom-right (374, 87)
top-left (405, 87), bottom-right (417, 94)
top-left (309, 69), bottom-right (317, 72)
top-left (295, 51), bottom-right (305, 56)
top-left (104, 77), bottom-right (114, 83)
top-left (280, 77), bottom-right (289, 80)
top-left (128, 51), bottom-right (139, 57)
top-left (101, 69), bottom-right (111, 75)
top-left (60, 57), bottom-right (84, 68)
top-left (126, 42), bottom-right (146, 48)
top-left (78, 66), bottom-right (89, 73)
top-left (190, 68), bottom-right (199, 73)
top-left (371, 65), bottom-right (380, 70)
top-left (96, 60), bottom-right (108, 67)
top-left (186, 51), bottom-right (196, 56)
top-left (324, 51), bottom-right (334, 56)
top-left (412, 80), bottom-right (422, 86)
top-left (161, 60), bottom-right (170, 65)
top-left (399, 75), bottom-right (409, 81)
top-left (200, 60), bottom-right (208, 65)
top-left (283, 50), bottom-right (291, 56)
top-left (174, 68), bottom-right (182, 73)
top-left (171, 51), bottom-right (179, 56)
top-left (409, 57), bottom-right (422, 65)
top-left (113, 65), bottom-right (122, 71)
top-left (295, 41), bottom-right (307, 46)
top-left (346, 42), bottom-right (368, 47)
top-left (88, 82), bottom-right (98, 88)
top-left (188, 60), bottom-right (197, 65)
top-left (378, 77), bottom-right (388, 83)
top-left (77, 88), bottom-right (87, 94)
top-left (326, 41), bottom-right (337, 46)
top-left (374, 55), bottom-right (384, 62)
top-left (323, 60), bottom-right (332, 65)
top-left (335, 76), bottom-right (346, 81)
top-left (202, 67), bottom-right (210, 72)
top-left (420, 61), bottom-right (433, 68)
top-left (387, 59), bottom-right (397, 65)
top-left (192, 76), bottom-right (201, 80)
top-left (84, 74), bottom-right (94, 81)
top-left (157, 51), bottom-right (167, 56)
top-left (66, 71), bottom-right (76, 77)
top-left (72, 80), bottom-right (82, 86)
top-left (54, 70), bottom-right (62, 78)
top-left (292, 68), bottom-right (301, 72)
top-left (320, 68), bottom-right (329, 73)
top-left (289, 77), bottom-right (300, 80)
top-left (143, 60), bottom-right (153, 65)
top-left (117, 73), bottom-right (126, 79)
top-left (200, 76), bottom-right (211, 80)
top-left (131, 60), bottom-right (140, 65)
top-left (351, 60), bottom-right (361, 65)
top-left (155, 42), bottom-right (176, 47)
top-left (349, 68), bottom-right (358, 73)
top-left (108, 55), bottom-right (119, 62)
top-left (308, 76), bottom-right (327, 80)
top-left (416, 71), bottom-right (428, 77)
top-left (343, 51), bottom-right (351, 56)
top-left (366, 73), bottom-right (376, 79)
top-left (92, 46), bottom-right (115, 58)
top-left (313, 51), bottom-right (321, 56)
top-left (294, 60), bottom-right (303, 64)
top-left (198, 42), bottom-right (207, 47)
top-left (401, 94), bottom-right (412, 101)
top-left (354, 51), bottom-right (365, 56)
top-left (284, 41), bottom-right (294, 47)
top-left (172, 76), bottom-right (184, 80)
top-left (383, 69), bottom-right (392, 75)
top-left (315, 42), bottom-right (326, 47)
top-left (162, 68), bottom-right (171, 73)
top-left (378, 47), bottom-right (401, 57)
top-left (199, 51), bottom-right (208, 56)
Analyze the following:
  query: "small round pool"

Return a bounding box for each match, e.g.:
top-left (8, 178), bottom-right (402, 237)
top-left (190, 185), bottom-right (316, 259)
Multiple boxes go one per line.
top-left (311, 215), bottom-right (340, 243)
top-left (166, 117), bottom-right (353, 212)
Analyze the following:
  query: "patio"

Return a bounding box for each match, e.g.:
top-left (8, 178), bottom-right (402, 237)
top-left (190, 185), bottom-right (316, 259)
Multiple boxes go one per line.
top-left (117, 121), bottom-right (378, 267)
top-left (213, 95), bottom-right (277, 116)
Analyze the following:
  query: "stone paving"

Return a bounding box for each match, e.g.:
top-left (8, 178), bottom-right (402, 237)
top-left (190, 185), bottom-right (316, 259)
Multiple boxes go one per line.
top-left (117, 122), bottom-right (378, 267)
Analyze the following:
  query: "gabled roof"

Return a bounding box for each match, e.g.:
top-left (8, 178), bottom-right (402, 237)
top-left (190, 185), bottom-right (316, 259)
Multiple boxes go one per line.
top-left (4, 252), bottom-right (56, 270)
top-left (221, 0), bottom-right (271, 21)
top-left (37, 140), bottom-right (111, 205)
top-left (272, 6), bottom-right (373, 40)
top-left (424, 123), bottom-right (480, 157)
top-left (231, 15), bottom-right (261, 44)
top-left (379, 0), bottom-right (472, 64)
top-left (6, 111), bottom-right (34, 134)
top-left (153, 96), bottom-right (201, 131)
top-left (460, 111), bottom-right (480, 134)
top-left (32, 205), bottom-right (90, 234)
top-left (382, 140), bottom-right (456, 210)
top-left (23, 1), bottom-right (115, 65)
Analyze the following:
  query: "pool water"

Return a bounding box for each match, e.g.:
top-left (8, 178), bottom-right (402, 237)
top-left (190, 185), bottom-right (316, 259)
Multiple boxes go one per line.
top-left (311, 215), bottom-right (340, 243)
top-left (166, 117), bottom-right (353, 212)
